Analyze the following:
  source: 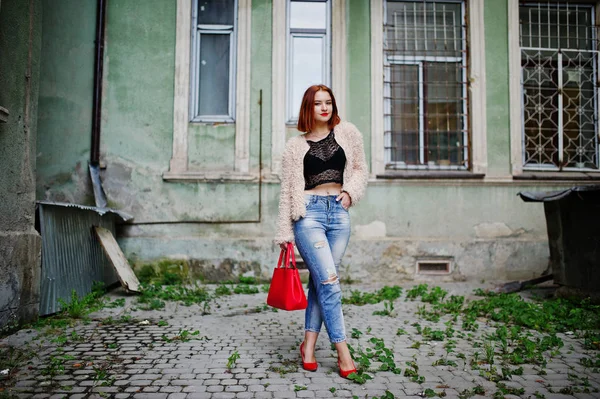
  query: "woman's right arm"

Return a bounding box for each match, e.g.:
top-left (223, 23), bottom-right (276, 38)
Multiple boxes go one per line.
top-left (274, 142), bottom-right (295, 246)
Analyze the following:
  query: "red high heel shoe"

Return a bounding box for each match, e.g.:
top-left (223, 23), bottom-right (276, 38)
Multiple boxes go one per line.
top-left (337, 358), bottom-right (357, 378)
top-left (300, 342), bottom-right (318, 371)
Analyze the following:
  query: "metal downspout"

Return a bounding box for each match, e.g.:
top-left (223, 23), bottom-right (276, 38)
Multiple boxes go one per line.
top-left (89, 0), bottom-right (108, 208)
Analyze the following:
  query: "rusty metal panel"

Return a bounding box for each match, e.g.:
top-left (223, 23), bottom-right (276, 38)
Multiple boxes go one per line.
top-left (36, 202), bottom-right (130, 316)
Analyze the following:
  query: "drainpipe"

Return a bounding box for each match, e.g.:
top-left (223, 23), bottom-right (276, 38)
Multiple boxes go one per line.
top-left (89, 0), bottom-right (108, 208)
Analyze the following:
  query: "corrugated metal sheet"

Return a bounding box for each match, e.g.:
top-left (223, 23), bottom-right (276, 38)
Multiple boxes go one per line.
top-left (36, 202), bottom-right (131, 316)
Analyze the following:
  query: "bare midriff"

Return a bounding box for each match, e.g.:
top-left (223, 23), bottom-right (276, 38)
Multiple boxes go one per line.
top-left (304, 182), bottom-right (342, 196)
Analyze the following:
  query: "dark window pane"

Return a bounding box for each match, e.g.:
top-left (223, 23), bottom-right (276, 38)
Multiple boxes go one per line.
top-left (198, 0), bottom-right (235, 25)
top-left (198, 34), bottom-right (230, 116)
top-left (390, 64), bottom-right (419, 164)
top-left (424, 62), bottom-right (464, 164)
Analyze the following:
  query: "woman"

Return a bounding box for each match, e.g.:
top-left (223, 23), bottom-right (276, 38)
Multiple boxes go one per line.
top-left (274, 84), bottom-right (368, 377)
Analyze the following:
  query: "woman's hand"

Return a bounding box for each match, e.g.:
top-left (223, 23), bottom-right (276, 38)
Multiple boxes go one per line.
top-left (336, 191), bottom-right (352, 210)
top-left (280, 242), bottom-right (292, 251)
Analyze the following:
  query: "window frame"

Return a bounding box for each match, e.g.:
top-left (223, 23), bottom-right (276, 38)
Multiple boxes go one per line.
top-left (518, 2), bottom-right (599, 172)
top-left (189, 0), bottom-right (238, 123)
top-left (286, 0), bottom-right (332, 124)
top-left (371, 0), bottom-right (487, 178)
top-left (166, 0), bottom-right (252, 179)
top-left (383, 0), bottom-right (469, 171)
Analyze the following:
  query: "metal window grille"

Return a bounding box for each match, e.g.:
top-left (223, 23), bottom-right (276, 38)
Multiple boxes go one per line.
top-left (287, 0), bottom-right (331, 123)
top-left (384, 0), bottom-right (469, 170)
top-left (520, 3), bottom-right (599, 170)
top-left (190, 0), bottom-right (237, 122)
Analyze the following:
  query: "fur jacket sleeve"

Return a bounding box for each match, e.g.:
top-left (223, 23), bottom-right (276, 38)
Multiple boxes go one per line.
top-left (274, 121), bottom-right (369, 244)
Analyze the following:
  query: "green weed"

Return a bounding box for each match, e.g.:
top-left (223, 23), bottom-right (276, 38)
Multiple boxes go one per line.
top-left (227, 350), bottom-right (240, 369)
top-left (267, 359), bottom-right (298, 375)
top-left (373, 300), bottom-right (395, 316)
top-left (342, 286), bottom-right (402, 305)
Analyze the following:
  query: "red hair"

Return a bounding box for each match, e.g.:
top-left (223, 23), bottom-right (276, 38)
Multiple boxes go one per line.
top-left (297, 85), bottom-right (341, 133)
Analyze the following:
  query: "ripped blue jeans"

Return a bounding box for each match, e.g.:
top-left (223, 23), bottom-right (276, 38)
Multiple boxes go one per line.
top-left (293, 195), bottom-right (351, 343)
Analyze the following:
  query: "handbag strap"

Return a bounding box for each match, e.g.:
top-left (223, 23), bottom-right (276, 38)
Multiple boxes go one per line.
top-left (277, 243), bottom-right (298, 269)
top-left (287, 242), bottom-right (297, 269)
top-left (277, 248), bottom-right (285, 268)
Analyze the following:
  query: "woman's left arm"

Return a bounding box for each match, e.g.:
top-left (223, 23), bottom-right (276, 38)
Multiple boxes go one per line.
top-left (341, 124), bottom-right (369, 204)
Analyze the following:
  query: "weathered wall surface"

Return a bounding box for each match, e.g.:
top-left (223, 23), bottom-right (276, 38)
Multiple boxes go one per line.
top-left (0, 0), bottom-right (42, 328)
top-left (37, 0), bottom-right (561, 284)
top-left (36, 0), bottom-right (96, 204)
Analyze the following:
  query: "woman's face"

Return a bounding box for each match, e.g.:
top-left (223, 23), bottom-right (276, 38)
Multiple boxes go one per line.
top-left (313, 90), bottom-right (332, 125)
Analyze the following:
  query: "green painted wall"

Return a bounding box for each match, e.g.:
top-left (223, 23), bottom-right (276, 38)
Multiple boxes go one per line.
top-left (250, 0), bottom-right (272, 171)
top-left (188, 124), bottom-right (236, 171)
top-left (37, 0), bottom-right (96, 203)
top-left (347, 0), bottom-right (371, 166)
top-left (102, 0), bottom-right (175, 170)
top-left (484, 0), bottom-right (511, 176)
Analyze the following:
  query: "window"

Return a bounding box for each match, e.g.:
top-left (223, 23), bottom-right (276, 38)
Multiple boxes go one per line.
top-left (190, 0), bottom-right (237, 122)
top-left (520, 3), bottom-right (599, 171)
top-left (287, 0), bottom-right (331, 122)
top-left (383, 0), bottom-right (468, 170)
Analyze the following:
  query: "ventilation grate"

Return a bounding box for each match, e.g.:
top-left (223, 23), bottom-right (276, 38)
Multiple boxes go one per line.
top-left (417, 260), bottom-right (451, 275)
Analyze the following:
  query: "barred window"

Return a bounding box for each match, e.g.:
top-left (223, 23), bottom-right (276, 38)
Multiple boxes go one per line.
top-left (520, 3), bottom-right (599, 170)
top-left (384, 0), bottom-right (468, 170)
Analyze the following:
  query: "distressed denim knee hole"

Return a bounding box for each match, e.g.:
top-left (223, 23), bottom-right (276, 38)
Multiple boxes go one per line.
top-left (321, 271), bottom-right (338, 285)
top-left (313, 241), bottom-right (327, 249)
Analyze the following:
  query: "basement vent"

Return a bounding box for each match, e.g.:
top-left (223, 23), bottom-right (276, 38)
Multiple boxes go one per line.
top-left (417, 260), bottom-right (451, 275)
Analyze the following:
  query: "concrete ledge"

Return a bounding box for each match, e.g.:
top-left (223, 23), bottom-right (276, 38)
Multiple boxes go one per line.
top-left (162, 170), bottom-right (258, 183)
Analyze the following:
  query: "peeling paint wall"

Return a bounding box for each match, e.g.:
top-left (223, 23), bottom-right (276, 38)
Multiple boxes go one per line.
top-left (35, 0), bottom-right (572, 284)
top-left (0, 0), bottom-right (42, 328)
top-left (36, 0), bottom-right (96, 205)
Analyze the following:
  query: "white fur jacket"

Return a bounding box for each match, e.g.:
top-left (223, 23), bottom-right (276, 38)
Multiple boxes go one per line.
top-left (274, 121), bottom-right (369, 244)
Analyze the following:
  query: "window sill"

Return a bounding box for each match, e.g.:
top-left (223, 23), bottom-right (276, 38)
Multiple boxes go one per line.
top-left (377, 170), bottom-right (485, 180)
top-left (163, 171), bottom-right (258, 183)
top-left (0, 106), bottom-right (9, 123)
top-left (514, 171), bottom-right (600, 181)
top-left (189, 119), bottom-right (235, 125)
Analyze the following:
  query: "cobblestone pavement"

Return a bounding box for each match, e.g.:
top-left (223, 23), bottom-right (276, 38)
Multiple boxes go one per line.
top-left (1, 282), bottom-right (599, 399)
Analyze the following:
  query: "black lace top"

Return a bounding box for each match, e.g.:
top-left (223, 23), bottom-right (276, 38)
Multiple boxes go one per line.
top-left (303, 131), bottom-right (346, 190)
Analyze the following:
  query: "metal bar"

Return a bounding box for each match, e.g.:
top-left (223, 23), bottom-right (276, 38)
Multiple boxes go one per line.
top-left (412, 2), bottom-right (418, 52)
top-left (521, 46), bottom-right (598, 53)
top-left (461, 0), bottom-right (468, 166)
top-left (387, 55), bottom-right (462, 62)
top-left (423, 2), bottom-right (428, 52)
top-left (418, 62), bottom-right (425, 165)
top-left (558, 51), bottom-right (564, 166)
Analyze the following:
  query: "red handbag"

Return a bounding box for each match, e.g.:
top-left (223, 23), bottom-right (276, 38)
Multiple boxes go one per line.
top-left (266, 243), bottom-right (307, 311)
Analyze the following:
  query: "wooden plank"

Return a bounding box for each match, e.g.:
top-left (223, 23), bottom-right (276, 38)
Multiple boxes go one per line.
top-left (94, 226), bottom-right (141, 293)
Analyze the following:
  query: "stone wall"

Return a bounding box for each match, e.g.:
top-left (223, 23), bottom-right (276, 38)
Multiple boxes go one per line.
top-left (0, 0), bottom-right (42, 329)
